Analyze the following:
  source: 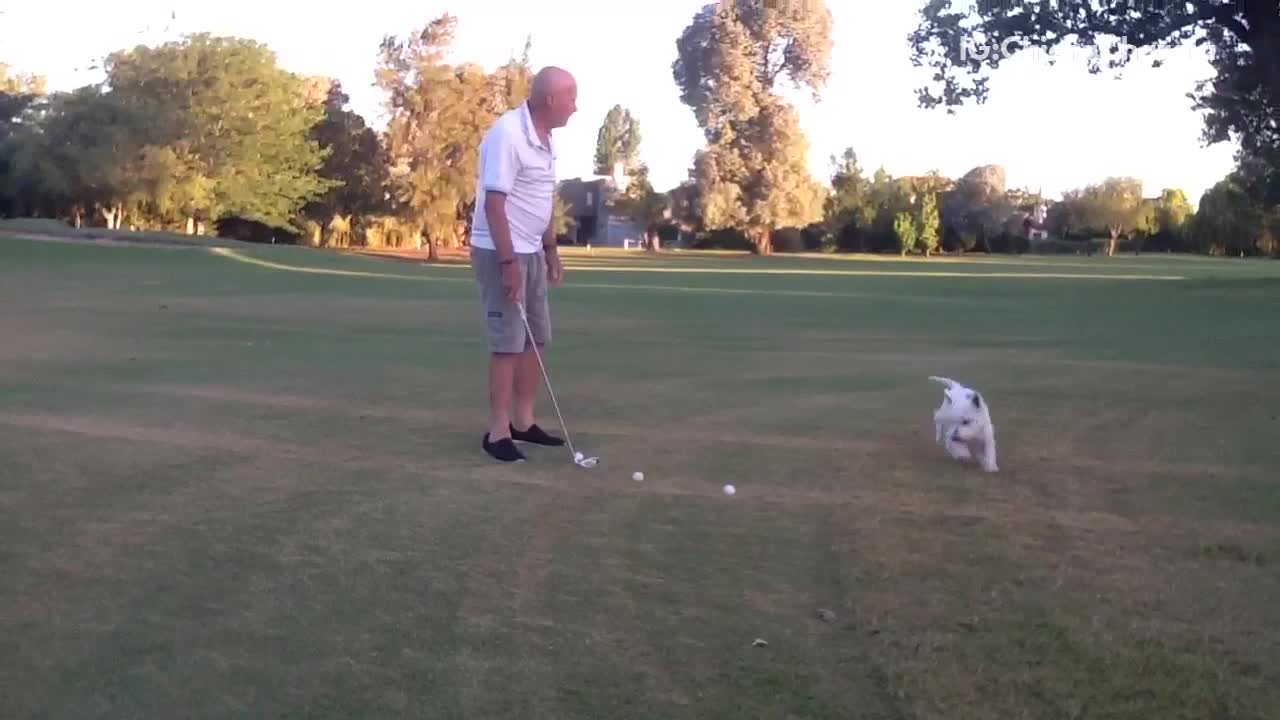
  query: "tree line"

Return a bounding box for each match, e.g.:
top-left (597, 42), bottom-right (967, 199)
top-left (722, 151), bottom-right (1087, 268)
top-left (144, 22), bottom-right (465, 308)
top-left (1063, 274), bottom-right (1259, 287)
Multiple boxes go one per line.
top-left (2, 1), bottom-right (1277, 258)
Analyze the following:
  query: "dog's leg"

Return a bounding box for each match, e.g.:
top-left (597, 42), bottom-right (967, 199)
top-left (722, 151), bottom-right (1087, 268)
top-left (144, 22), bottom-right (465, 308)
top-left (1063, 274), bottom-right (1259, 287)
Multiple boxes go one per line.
top-left (943, 433), bottom-right (972, 460)
top-left (978, 426), bottom-right (998, 472)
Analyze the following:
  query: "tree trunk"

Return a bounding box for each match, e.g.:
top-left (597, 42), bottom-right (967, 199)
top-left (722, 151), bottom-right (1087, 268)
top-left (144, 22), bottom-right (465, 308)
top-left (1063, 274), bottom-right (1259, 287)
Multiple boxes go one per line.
top-left (1106, 226), bottom-right (1120, 256)
top-left (71, 206), bottom-right (82, 228)
top-left (754, 230), bottom-right (772, 255)
top-left (100, 204), bottom-right (121, 230)
top-left (186, 216), bottom-right (196, 235)
top-left (422, 227), bottom-right (439, 261)
top-left (647, 230), bottom-right (660, 252)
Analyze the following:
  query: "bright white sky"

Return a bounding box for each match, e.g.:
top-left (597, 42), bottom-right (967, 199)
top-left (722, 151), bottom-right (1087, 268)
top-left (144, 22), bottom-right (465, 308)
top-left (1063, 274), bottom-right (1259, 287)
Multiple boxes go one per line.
top-left (1, 0), bottom-right (1240, 204)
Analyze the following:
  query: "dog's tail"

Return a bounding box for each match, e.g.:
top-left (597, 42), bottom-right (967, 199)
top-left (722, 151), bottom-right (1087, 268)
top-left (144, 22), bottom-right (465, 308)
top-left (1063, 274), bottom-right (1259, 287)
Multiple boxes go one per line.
top-left (928, 375), bottom-right (957, 388)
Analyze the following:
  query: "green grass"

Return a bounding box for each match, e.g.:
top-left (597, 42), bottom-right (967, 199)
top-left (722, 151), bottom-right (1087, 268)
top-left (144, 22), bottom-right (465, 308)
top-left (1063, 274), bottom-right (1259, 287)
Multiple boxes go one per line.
top-left (2, 231), bottom-right (1278, 719)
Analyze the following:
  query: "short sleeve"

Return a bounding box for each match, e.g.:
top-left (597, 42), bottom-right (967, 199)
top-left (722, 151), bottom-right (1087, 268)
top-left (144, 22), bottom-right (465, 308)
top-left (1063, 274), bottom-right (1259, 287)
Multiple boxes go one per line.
top-left (480, 126), bottom-right (519, 195)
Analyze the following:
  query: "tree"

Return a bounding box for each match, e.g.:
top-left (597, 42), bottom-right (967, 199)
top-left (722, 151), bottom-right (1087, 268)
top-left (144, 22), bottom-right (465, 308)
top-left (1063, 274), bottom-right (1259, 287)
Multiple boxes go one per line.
top-left (302, 80), bottom-right (390, 244)
top-left (551, 192), bottom-right (575, 241)
top-left (103, 33), bottom-right (334, 232)
top-left (1153, 188), bottom-right (1194, 236)
top-left (0, 63), bottom-right (46, 96)
top-left (918, 191), bottom-right (940, 256)
top-left (614, 165), bottom-right (670, 251)
top-left (1047, 190), bottom-right (1079, 241)
top-left (824, 147), bottom-right (876, 250)
top-left (1, 64), bottom-right (52, 218)
top-left (867, 167), bottom-right (915, 253)
top-left (672, 0), bottom-right (833, 255)
top-left (376, 14), bottom-right (532, 260)
top-left (940, 163), bottom-right (1011, 251)
top-left (593, 105), bottom-right (642, 177)
top-left (36, 86), bottom-right (150, 229)
top-left (908, 1), bottom-right (1280, 205)
top-left (894, 211), bottom-right (917, 256)
top-left (1188, 170), bottom-right (1279, 256)
top-left (1073, 177), bottom-right (1144, 256)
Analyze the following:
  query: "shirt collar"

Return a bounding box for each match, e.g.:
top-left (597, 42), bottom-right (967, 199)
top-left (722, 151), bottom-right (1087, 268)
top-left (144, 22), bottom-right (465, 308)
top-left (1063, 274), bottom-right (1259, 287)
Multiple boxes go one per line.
top-left (519, 101), bottom-right (553, 154)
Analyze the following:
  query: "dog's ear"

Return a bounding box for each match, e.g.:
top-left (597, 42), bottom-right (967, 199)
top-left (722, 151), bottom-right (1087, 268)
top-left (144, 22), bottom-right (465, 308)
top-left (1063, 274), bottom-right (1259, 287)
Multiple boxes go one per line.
top-left (971, 392), bottom-right (982, 409)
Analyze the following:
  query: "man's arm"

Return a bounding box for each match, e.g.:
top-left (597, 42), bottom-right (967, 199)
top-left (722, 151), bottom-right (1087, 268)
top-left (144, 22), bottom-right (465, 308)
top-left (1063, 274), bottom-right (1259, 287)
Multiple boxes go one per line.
top-left (485, 191), bottom-right (516, 263)
top-left (479, 129), bottom-right (519, 264)
top-left (543, 222), bottom-right (562, 286)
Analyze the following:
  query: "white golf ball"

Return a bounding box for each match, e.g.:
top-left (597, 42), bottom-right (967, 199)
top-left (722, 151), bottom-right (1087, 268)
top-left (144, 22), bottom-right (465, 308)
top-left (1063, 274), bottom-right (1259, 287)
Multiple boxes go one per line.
top-left (632, 471), bottom-right (644, 482)
top-left (574, 451), bottom-right (584, 462)
top-left (723, 484), bottom-right (736, 496)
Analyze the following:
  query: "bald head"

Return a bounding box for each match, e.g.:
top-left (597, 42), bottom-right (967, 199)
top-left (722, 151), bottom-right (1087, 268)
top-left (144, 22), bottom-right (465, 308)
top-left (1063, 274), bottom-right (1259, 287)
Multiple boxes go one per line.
top-left (531, 66), bottom-right (575, 101)
top-left (527, 66), bottom-right (577, 130)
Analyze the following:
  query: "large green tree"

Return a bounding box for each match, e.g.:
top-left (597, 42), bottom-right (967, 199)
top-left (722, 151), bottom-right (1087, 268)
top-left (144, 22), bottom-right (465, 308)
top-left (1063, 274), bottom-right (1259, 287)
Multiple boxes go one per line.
top-left (824, 148), bottom-right (876, 250)
top-left (939, 164), bottom-right (1010, 250)
top-left (1067, 176), bottom-right (1146, 256)
top-left (1189, 170), bottom-right (1280, 256)
top-left (376, 14), bottom-right (532, 260)
top-left (0, 64), bottom-right (50, 218)
top-left (34, 86), bottom-right (149, 229)
top-left (673, 0), bottom-right (833, 255)
top-left (908, 1), bottom-right (1280, 204)
top-left (593, 104), bottom-right (642, 177)
top-left (302, 79), bottom-right (390, 243)
top-left (1134, 187), bottom-right (1195, 250)
top-left (103, 33), bottom-right (334, 232)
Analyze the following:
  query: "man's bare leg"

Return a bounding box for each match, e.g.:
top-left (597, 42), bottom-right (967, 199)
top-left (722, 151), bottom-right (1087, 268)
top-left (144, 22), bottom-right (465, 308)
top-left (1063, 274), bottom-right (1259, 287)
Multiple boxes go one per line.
top-left (488, 352), bottom-right (518, 441)
top-left (508, 340), bottom-right (565, 446)
top-left (512, 342), bottom-right (541, 432)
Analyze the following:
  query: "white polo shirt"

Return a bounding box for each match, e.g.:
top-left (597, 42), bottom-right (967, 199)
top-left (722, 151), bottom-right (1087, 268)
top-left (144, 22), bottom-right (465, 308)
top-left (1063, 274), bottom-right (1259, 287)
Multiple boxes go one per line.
top-left (470, 102), bottom-right (557, 255)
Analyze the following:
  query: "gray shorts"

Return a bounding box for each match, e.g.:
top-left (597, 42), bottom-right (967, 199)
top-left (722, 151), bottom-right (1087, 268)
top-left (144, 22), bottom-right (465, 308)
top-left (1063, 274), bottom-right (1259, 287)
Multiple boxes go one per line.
top-left (470, 246), bottom-right (552, 354)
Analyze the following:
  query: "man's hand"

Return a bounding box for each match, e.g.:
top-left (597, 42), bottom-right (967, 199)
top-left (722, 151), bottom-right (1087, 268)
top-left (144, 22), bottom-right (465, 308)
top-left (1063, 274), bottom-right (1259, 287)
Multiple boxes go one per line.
top-left (545, 248), bottom-right (563, 287)
top-left (501, 259), bottom-right (523, 302)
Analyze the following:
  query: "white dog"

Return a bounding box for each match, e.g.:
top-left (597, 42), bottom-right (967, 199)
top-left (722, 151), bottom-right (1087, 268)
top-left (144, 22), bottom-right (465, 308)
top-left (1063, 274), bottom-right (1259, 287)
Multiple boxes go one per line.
top-left (928, 375), bottom-right (999, 472)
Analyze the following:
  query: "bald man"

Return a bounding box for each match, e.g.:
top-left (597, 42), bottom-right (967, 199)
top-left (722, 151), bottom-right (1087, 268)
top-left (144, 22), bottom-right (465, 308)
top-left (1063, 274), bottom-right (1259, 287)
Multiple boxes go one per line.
top-left (469, 67), bottom-right (578, 462)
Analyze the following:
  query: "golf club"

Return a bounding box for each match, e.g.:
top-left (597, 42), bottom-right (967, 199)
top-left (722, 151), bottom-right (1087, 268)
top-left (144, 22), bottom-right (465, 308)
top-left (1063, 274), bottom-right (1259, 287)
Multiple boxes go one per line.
top-left (515, 300), bottom-right (598, 469)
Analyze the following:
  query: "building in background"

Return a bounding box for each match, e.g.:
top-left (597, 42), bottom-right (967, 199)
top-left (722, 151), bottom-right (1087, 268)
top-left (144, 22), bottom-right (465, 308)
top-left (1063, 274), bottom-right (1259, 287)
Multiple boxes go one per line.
top-left (556, 162), bottom-right (645, 247)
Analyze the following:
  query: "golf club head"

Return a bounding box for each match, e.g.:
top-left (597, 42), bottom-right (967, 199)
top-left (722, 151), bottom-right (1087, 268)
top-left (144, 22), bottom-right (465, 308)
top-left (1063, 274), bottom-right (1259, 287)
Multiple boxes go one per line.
top-left (574, 455), bottom-right (599, 469)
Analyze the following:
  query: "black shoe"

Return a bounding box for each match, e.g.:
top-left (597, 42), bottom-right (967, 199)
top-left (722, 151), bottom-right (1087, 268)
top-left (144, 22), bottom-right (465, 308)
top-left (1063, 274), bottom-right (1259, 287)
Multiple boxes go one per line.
top-left (510, 423), bottom-right (565, 447)
top-left (483, 433), bottom-right (526, 462)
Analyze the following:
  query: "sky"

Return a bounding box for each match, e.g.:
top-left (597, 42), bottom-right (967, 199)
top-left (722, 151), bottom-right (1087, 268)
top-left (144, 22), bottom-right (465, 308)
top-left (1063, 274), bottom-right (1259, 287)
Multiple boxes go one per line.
top-left (0, 0), bottom-right (1242, 205)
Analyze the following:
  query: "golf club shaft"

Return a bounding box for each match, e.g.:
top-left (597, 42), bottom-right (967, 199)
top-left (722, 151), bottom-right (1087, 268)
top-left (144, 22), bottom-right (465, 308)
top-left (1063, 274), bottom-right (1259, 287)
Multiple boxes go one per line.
top-left (516, 301), bottom-right (577, 458)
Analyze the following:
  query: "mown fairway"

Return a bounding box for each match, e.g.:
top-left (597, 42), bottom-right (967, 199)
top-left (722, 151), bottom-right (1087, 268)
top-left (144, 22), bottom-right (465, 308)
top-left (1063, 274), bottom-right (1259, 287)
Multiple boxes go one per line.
top-left (2, 230), bottom-right (1278, 719)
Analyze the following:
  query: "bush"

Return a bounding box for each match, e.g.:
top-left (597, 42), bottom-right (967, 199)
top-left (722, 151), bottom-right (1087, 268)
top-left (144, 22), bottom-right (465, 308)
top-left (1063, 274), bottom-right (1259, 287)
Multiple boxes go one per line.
top-left (1029, 237), bottom-right (1086, 254)
top-left (361, 216), bottom-right (417, 249)
top-left (216, 217), bottom-right (301, 244)
top-left (834, 223), bottom-right (867, 252)
top-left (691, 227), bottom-right (752, 251)
top-left (771, 226), bottom-right (805, 253)
top-left (986, 231), bottom-right (1010, 254)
